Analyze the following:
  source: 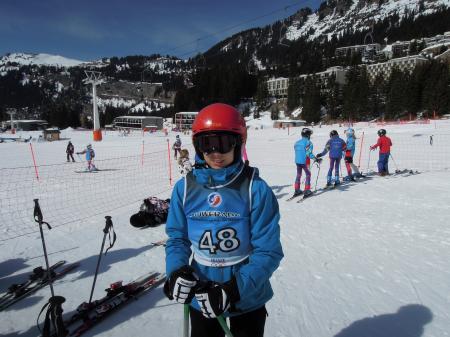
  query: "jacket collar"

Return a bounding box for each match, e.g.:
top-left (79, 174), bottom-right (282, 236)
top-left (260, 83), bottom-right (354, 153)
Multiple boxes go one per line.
top-left (193, 160), bottom-right (244, 188)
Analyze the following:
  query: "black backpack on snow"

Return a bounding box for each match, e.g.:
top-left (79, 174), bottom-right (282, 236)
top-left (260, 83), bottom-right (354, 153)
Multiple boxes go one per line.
top-left (130, 197), bottom-right (170, 228)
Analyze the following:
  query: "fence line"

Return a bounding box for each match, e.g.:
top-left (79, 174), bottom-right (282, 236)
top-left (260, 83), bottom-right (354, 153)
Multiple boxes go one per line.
top-left (0, 149), bottom-right (180, 241)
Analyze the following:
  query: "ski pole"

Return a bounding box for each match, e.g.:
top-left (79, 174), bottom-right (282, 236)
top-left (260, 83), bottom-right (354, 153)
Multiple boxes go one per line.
top-left (34, 199), bottom-right (55, 298)
top-left (366, 149), bottom-right (372, 175)
top-left (314, 161), bottom-right (321, 191)
top-left (389, 153), bottom-right (399, 171)
top-left (88, 216), bottom-right (116, 304)
top-left (217, 315), bottom-right (234, 337)
top-left (183, 304), bottom-right (189, 337)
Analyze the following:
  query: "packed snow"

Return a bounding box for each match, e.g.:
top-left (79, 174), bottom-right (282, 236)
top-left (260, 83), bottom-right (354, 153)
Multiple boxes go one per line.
top-left (1, 117), bottom-right (450, 337)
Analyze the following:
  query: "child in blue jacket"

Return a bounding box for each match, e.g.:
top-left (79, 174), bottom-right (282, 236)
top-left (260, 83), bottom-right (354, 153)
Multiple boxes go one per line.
top-left (293, 127), bottom-right (321, 197)
top-left (76, 144), bottom-right (97, 171)
top-left (164, 103), bottom-right (283, 337)
top-left (343, 128), bottom-right (362, 181)
top-left (316, 130), bottom-right (346, 186)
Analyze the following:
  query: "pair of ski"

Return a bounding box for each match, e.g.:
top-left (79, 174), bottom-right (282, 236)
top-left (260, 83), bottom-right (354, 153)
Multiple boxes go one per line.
top-left (45, 271), bottom-right (165, 337)
top-left (0, 260), bottom-right (79, 311)
top-left (286, 192), bottom-right (314, 202)
top-left (287, 181), bottom-right (351, 203)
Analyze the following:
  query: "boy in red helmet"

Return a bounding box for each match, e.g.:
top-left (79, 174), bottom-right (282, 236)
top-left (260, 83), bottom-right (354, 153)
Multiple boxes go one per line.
top-left (370, 129), bottom-right (393, 176)
top-left (164, 103), bottom-right (283, 337)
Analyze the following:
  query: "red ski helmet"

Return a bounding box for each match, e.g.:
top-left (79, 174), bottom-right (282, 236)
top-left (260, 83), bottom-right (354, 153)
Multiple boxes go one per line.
top-left (192, 103), bottom-right (247, 143)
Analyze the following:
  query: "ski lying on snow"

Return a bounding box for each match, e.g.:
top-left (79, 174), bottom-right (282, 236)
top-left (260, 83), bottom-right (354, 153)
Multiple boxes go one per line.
top-left (0, 260), bottom-right (66, 308)
top-left (49, 272), bottom-right (165, 337)
top-left (0, 261), bottom-right (79, 311)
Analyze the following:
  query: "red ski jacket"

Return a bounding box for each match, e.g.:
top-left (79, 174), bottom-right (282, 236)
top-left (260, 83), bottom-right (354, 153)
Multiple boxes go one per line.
top-left (371, 136), bottom-right (392, 153)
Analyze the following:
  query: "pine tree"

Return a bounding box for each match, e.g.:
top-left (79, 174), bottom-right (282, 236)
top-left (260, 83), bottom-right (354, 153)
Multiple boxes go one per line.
top-left (302, 77), bottom-right (321, 123)
top-left (255, 79), bottom-right (269, 110)
top-left (287, 77), bottom-right (301, 112)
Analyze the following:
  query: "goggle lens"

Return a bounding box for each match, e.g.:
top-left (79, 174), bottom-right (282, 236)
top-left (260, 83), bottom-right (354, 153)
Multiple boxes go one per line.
top-left (195, 133), bottom-right (238, 154)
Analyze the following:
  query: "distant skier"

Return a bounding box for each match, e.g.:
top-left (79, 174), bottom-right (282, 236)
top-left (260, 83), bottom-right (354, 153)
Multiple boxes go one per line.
top-left (177, 149), bottom-right (193, 176)
top-left (316, 130), bottom-right (347, 187)
top-left (292, 127), bottom-right (321, 198)
top-left (76, 144), bottom-right (97, 172)
top-left (66, 141), bottom-right (75, 162)
top-left (172, 135), bottom-right (182, 159)
top-left (370, 129), bottom-right (392, 176)
top-left (343, 128), bottom-right (362, 181)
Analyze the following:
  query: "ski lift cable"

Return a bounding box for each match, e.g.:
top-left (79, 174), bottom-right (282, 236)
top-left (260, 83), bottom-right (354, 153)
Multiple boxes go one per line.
top-left (163, 0), bottom-right (312, 56)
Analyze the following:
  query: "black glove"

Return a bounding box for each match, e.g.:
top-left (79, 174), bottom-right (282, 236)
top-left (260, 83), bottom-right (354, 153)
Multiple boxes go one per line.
top-left (316, 153), bottom-right (322, 158)
top-left (163, 266), bottom-right (198, 304)
top-left (194, 277), bottom-right (240, 319)
top-left (314, 157), bottom-right (322, 164)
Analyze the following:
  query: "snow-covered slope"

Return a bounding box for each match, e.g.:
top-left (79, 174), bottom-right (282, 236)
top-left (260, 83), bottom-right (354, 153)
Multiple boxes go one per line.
top-left (0, 52), bottom-right (86, 67)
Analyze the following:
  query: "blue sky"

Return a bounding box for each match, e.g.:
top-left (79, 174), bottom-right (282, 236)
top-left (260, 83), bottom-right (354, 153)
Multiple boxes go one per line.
top-left (0, 0), bottom-right (321, 61)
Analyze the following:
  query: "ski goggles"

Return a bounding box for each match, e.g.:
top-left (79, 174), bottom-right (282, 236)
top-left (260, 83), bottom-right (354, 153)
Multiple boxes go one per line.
top-left (194, 133), bottom-right (239, 155)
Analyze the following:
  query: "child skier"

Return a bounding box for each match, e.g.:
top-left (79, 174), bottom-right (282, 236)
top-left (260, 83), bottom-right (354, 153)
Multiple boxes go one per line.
top-left (164, 103), bottom-right (283, 337)
top-left (343, 128), bottom-right (362, 181)
top-left (370, 129), bottom-right (392, 176)
top-left (292, 127), bottom-right (321, 198)
top-left (66, 141), bottom-right (75, 162)
top-left (316, 130), bottom-right (346, 187)
top-left (178, 149), bottom-right (193, 176)
top-left (173, 135), bottom-right (182, 159)
top-left (76, 144), bottom-right (97, 172)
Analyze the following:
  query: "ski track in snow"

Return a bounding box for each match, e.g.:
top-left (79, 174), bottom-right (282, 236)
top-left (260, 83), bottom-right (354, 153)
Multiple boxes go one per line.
top-left (1, 119), bottom-right (450, 336)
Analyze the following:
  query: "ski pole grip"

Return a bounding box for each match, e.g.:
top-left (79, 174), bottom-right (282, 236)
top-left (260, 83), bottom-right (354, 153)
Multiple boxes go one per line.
top-left (104, 216), bottom-right (113, 233)
top-left (34, 199), bottom-right (43, 223)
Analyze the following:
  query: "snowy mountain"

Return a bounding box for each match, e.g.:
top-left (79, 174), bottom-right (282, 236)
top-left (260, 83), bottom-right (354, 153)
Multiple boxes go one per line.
top-left (0, 52), bottom-right (86, 68)
top-left (207, 0), bottom-right (450, 71)
top-left (284, 0), bottom-right (450, 43)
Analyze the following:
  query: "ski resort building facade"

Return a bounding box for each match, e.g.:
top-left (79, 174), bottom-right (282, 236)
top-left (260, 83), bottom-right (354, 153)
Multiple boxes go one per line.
top-left (365, 55), bottom-right (429, 82)
top-left (174, 112), bottom-right (198, 130)
top-left (113, 116), bottom-right (164, 130)
top-left (267, 77), bottom-right (289, 97)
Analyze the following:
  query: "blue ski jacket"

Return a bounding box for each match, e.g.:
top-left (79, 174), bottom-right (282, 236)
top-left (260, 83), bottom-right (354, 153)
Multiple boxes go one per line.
top-left (294, 137), bottom-right (315, 164)
top-left (318, 136), bottom-right (346, 159)
top-left (165, 160), bottom-right (283, 315)
top-left (346, 136), bottom-right (356, 157)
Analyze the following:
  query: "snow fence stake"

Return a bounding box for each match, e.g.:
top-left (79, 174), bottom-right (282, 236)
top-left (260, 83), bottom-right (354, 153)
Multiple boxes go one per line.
top-left (357, 131), bottom-right (365, 168)
top-left (29, 143), bottom-right (40, 181)
top-left (166, 139), bottom-right (173, 186)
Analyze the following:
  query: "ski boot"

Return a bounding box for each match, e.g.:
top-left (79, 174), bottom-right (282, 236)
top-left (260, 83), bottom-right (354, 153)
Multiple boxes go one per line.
top-left (334, 177), bottom-right (341, 187)
top-left (293, 189), bottom-right (303, 197)
top-left (344, 175), bottom-right (356, 182)
top-left (303, 190), bottom-right (313, 198)
top-left (288, 190), bottom-right (303, 200)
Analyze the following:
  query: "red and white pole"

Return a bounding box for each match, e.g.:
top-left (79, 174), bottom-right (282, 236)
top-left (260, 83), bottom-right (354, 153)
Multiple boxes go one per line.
top-left (358, 131), bottom-right (365, 169)
top-left (29, 143), bottom-right (40, 181)
top-left (167, 139), bottom-right (172, 186)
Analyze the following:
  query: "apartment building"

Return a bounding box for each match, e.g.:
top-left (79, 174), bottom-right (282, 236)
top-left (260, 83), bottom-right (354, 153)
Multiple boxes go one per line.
top-left (366, 55), bottom-right (429, 82)
top-left (267, 77), bottom-right (289, 97)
